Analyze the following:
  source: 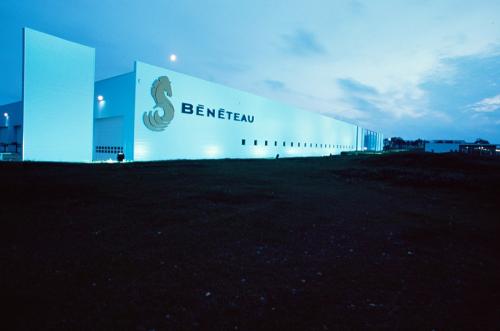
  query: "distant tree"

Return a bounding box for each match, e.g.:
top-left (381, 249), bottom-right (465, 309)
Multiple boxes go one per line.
top-left (390, 137), bottom-right (405, 149)
top-left (474, 138), bottom-right (490, 144)
top-left (391, 137), bottom-right (404, 143)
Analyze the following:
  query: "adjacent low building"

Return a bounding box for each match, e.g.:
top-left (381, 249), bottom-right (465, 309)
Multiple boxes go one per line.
top-left (425, 140), bottom-right (500, 156)
top-left (0, 102), bottom-right (22, 157)
top-left (424, 140), bottom-right (465, 153)
top-left (459, 143), bottom-right (498, 156)
top-left (0, 28), bottom-right (383, 162)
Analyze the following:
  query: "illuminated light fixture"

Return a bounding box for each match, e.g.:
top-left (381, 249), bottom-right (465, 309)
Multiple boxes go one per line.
top-left (169, 54), bottom-right (177, 62)
top-left (3, 112), bottom-right (8, 117)
top-left (97, 95), bottom-right (104, 102)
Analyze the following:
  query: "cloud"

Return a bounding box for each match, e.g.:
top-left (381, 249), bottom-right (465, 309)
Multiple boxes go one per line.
top-left (337, 78), bottom-right (378, 95)
top-left (281, 29), bottom-right (326, 56)
top-left (263, 79), bottom-right (286, 91)
top-left (469, 94), bottom-right (500, 113)
top-left (336, 77), bottom-right (426, 119)
top-left (348, 0), bottom-right (364, 15)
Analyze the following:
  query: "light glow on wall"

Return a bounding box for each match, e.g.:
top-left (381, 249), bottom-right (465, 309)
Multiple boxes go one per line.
top-left (204, 145), bottom-right (221, 158)
top-left (3, 112), bottom-right (9, 127)
top-left (97, 100), bottom-right (106, 110)
top-left (251, 147), bottom-right (268, 157)
top-left (285, 148), bottom-right (301, 156)
top-left (134, 142), bottom-right (150, 160)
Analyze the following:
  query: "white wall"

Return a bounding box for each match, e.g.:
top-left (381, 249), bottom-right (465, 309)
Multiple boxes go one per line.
top-left (22, 28), bottom-right (95, 162)
top-left (133, 62), bottom-right (373, 161)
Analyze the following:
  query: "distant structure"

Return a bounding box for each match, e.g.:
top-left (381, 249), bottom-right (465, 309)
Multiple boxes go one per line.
top-left (425, 139), bottom-right (499, 156)
top-left (459, 143), bottom-right (498, 156)
top-left (424, 140), bottom-right (465, 153)
top-left (0, 28), bottom-right (383, 162)
top-left (383, 138), bottom-right (499, 157)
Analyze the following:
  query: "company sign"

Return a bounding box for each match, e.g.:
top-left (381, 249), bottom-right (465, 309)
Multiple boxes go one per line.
top-left (143, 76), bottom-right (254, 132)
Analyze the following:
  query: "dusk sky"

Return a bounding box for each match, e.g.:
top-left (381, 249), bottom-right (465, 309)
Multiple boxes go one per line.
top-left (1, 0), bottom-right (500, 142)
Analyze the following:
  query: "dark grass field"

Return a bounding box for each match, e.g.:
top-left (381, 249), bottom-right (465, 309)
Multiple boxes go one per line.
top-left (1, 153), bottom-right (500, 330)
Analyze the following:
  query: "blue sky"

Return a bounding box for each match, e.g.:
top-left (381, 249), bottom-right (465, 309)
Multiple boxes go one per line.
top-left (1, 0), bottom-right (500, 142)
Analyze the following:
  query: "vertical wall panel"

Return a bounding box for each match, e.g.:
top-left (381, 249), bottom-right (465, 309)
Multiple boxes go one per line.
top-left (23, 28), bottom-right (94, 162)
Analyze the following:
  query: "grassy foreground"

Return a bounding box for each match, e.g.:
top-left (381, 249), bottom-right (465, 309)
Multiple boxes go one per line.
top-left (1, 153), bottom-right (499, 330)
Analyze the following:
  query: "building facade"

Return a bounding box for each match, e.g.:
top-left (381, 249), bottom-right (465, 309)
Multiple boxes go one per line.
top-left (0, 28), bottom-right (383, 162)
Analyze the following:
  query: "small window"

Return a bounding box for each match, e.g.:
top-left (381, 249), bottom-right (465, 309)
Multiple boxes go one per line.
top-left (265, 140), bottom-right (268, 146)
top-left (254, 140), bottom-right (258, 146)
top-left (310, 143), bottom-right (312, 147)
top-left (298, 142), bottom-right (301, 147)
top-left (283, 141), bottom-right (286, 147)
top-left (274, 141), bottom-right (277, 146)
top-left (315, 144), bottom-right (318, 148)
top-left (242, 139), bottom-right (246, 145)
top-left (291, 142), bottom-right (293, 147)
top-left (304, 143), bottom-right (306, 147)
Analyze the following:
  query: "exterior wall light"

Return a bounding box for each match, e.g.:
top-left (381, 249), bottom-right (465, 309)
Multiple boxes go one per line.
top-left (97, 95), bottom-right (104, 102)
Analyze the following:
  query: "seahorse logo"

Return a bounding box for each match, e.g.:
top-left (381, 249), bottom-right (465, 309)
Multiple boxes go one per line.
top-left (143, 76), bottom-right (174, 131)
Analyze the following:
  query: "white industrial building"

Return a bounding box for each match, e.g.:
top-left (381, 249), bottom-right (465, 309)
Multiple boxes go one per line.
top-left (0, 28), bottom-right (383, 163)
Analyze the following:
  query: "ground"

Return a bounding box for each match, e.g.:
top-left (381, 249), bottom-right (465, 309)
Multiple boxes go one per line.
top-left (1, 153), bottom-right (499, 330)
